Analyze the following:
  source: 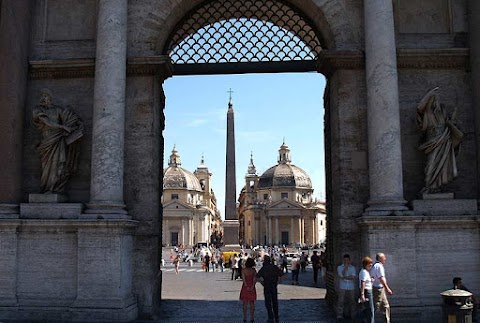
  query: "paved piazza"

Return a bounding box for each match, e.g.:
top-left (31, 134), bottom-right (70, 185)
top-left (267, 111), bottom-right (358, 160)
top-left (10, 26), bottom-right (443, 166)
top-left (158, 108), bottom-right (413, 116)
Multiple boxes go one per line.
top-left (156, 261), bottom-right (336, 322)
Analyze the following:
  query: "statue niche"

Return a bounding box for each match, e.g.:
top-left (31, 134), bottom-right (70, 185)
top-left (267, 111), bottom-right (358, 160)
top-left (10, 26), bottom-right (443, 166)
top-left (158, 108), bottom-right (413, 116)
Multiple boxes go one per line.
top-left (33, 89), bottom-right (84, 194)
top-left (416, 87), bottom-right (464, 194)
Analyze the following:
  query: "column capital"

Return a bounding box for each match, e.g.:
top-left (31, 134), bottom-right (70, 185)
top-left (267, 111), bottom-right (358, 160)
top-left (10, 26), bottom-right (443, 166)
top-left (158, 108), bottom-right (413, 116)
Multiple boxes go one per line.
top-left (127, 56), bottom-right (173, 81)
top-left (316, 50), bottom-right (364, 76)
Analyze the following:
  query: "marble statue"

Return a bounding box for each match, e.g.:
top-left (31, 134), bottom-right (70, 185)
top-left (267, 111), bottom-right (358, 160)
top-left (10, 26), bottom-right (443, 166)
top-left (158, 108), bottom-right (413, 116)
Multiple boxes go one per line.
top-left (33, 89), bottom-right (84, 193)
top-left (416, 87), bottom-right (464, 193)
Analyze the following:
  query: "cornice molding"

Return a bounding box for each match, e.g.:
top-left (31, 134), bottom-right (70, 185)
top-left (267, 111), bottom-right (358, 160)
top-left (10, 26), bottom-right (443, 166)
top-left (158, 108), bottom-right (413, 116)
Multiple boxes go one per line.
top-left (29, 56), bottom-right (173, 80)
top-left (29, 59), bottom-right (95, 79)
top-left (28, 49), bottom-right (469, 79)
top-left (317, 50), bottom-right (364, 75)
top-left (396, 48), bottom-right (470, 70)
top-left (317, 48), bottom-right (470, 75)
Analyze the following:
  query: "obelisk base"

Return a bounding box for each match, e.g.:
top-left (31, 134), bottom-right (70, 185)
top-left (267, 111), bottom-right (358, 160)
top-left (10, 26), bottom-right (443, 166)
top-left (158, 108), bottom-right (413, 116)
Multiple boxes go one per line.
top-left (222, 220), bottom-right (240, 247)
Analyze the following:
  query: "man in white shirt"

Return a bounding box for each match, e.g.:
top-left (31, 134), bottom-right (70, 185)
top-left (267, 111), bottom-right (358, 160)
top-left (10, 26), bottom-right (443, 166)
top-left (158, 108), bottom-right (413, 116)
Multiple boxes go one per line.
top-left (370, 252), bottom-right (393, 323)
top-left (336, 254), bottom-right (356, 320)
top-left (291, 255), bottom-right (300, 285)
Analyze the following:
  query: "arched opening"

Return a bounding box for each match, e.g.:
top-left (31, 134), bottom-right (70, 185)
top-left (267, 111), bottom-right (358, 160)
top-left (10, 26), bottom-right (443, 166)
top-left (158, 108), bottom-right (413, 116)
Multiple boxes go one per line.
top-left (159, 0), bottom-right (335, 320)
top-left (162, 0), bottom-right (324, 74)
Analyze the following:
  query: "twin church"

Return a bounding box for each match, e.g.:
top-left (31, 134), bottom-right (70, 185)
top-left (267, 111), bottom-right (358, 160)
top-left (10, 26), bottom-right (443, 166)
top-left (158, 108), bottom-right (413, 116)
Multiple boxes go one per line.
top-left (162, 101), bottom-right (326, 248)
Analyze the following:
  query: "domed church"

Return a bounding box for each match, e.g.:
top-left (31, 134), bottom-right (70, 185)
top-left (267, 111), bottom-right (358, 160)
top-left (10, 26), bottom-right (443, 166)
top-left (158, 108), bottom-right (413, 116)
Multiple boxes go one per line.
top-left (238, 142), bottom-right (326, 247)
top-left (162, 147), bottom-right (222, 247)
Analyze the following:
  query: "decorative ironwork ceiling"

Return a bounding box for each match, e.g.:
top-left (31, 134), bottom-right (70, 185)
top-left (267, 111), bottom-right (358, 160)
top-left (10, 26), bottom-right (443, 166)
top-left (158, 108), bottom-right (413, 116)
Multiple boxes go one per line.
top-left (164, 0), bottom-right (323, 74)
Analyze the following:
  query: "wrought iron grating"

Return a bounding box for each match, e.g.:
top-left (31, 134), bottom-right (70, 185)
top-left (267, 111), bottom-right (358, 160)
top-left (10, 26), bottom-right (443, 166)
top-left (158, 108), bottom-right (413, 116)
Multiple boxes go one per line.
top-left (165, 0), bottom-right (323, 65)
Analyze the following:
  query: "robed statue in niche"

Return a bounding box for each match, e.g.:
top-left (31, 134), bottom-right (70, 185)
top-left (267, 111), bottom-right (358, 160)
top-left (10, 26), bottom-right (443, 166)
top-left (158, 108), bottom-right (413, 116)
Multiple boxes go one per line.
top-left (33, 89), bottom-right (84, 193)
top-left (416, 87), bottom-right (464, 194)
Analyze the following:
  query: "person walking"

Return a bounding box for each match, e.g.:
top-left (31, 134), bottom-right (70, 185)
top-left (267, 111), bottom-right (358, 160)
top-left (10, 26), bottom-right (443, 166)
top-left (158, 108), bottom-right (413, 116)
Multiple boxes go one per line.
top-left (204, 253), bottom-right (211, 272)
top-left (219, 253), bottom-right (225, 272)
top-left (291, 255), bottom-right (300, 285)
top-left (256, 255), bottom-right (284, 323)
top-left (173, 255), bottom-right (180, 275)
top-left (211, 253), bottom-right (217, 272)
top-left (357, 256), bottom-right (375, 323)
top-left (280, 254), bottom-right (288, 274)
top-left (370, 253), bottom-right (393, 323)
top-left (311, 250), bottom-right (321, 286)
top-left (300, 252), bottom-right (308, 273)
top-left (231, 254), bottom-right (239, 280)
top-left (240, 258), bottom-right (257, 323)
top-left (336, 254), bottom-right (356, 320)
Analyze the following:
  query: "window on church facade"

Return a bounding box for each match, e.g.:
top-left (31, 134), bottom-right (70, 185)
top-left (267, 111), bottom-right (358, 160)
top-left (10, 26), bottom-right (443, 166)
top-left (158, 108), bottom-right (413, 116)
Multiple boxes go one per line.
top-left (281, 192), bottom-right (288, 199)
top-left (263, 193), bottom-right (268, 200)
top-left (171, 194), bottom-right (178, 200)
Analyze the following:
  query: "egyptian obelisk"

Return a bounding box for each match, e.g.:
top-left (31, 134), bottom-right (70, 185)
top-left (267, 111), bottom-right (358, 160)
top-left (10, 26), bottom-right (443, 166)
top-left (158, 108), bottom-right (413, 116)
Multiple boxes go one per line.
top-left (222, 89), bottom-right (240, 246)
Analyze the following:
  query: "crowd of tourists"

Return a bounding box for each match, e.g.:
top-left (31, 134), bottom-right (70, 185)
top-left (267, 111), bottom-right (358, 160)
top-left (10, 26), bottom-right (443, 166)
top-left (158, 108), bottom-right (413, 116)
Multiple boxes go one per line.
top-left (163, 246), bottom-right (478, 323)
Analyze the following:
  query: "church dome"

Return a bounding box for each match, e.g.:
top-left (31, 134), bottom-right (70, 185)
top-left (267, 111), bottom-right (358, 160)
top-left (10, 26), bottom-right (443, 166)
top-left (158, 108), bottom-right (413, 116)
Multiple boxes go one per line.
top-left (163, 147), bottom-right (202, 191)
top-left (258, 142), bottom-right (312, 189)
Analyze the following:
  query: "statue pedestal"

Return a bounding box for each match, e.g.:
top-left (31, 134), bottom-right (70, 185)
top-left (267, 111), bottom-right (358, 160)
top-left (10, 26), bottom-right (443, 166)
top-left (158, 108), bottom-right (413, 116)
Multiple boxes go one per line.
top-left (412, 193), bottom-right (477, 216)
top-left (29, 193), bottom-right (67, 203)
top-left (222, 220), bottom-right (240, 246)
top-left (20, 203), bottom-right (83, 219)
top-left (0, 204), bottom-right (20, 218)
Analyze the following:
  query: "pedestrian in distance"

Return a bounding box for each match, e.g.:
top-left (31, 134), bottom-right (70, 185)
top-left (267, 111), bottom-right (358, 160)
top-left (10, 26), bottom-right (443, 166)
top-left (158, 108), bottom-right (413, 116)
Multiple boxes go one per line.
top-left (357, 256), bottom-right (375, 323)
top-left (204, 253), bottom-right (210, 272)
top-left (219, 253), bottom-right (225, 272)
top-left (280, 254), bottom-right (288, 274)
top-left (291, 254), bottom-right (300, 285)
top-left (237, 253), bottom-right (244, 280)
top-left (370, 253), bottom-right (393, 323)
top-left (300, 252), bottom-right (308, 273)
top-left (231, 253), bottom-right (238, 280)
top-left (240, 258), bottom-right (257, 323)
top-left (173, 255), bottom-right (180, 275)
top-left (311, 250), bottom-right (321, 286)
top-left (256, 255), bottom-right (284, 323)
top-left (336, 254), bottom-right (356, 320)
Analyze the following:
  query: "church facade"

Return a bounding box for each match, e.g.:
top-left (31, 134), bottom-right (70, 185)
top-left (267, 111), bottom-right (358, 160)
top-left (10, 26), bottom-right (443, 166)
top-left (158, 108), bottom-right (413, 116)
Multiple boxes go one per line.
top-left (162, 147), bottom-right (222, 247)
top-left (238, 143), bottom-right (326, 247)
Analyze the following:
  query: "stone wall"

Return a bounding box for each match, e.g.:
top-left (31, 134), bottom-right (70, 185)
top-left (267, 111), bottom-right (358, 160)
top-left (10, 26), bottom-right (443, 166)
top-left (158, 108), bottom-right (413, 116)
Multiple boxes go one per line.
top-left (125, 75), bottom-right (163, 318)
top-left (358, 215), bottom-right (480, 321)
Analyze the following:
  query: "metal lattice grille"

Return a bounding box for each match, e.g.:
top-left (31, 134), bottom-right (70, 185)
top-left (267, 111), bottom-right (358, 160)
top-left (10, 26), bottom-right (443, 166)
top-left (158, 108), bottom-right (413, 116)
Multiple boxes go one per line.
top-left (165, 0), bottom-right (322, 65)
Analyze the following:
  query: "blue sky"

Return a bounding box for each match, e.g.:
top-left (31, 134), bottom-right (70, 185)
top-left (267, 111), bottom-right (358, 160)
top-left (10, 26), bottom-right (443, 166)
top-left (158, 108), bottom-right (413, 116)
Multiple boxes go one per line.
top-left (163, 73), bottom-right (326, 219)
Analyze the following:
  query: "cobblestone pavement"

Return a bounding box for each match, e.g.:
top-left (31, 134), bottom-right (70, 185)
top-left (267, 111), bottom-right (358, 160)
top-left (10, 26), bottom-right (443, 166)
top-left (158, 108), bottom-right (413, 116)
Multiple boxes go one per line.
top-left (153, 261), bottom-right (336, 323)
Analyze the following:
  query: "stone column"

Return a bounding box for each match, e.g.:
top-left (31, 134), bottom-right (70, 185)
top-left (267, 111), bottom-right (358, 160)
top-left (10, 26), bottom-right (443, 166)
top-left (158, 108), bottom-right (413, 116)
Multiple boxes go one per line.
top-left (268, 217), bottom-right (272, 245)
top-left (290, 218), bottom-right (294, 245)
top-left (298, 216), bottom-right (302, 243)
top-left (165, 219), bottom-right (169, 245)
top-left (275, 218), bottom-right (279, 245)
top-left (0, 0), bottom-right (32, 217)
top-left (255, 218), bottom-right (259, 245)
top-left (190, 217), bottom-right (193, 246)
top-left (364, 0), bottom-right (408, 215)
top-left (85, 0), bottom-right (128, 216)
top-left (181, 219), bottom-right (185, 246)
top-left (470, 0), bottom-right (480, 205)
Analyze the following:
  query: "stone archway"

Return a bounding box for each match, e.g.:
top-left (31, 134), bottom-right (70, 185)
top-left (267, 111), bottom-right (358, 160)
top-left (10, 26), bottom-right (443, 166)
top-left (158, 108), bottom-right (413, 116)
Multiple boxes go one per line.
top-left (1, 0), bottom-right (478, 322)
top-left (154, 0), bottom-right (370, 316)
